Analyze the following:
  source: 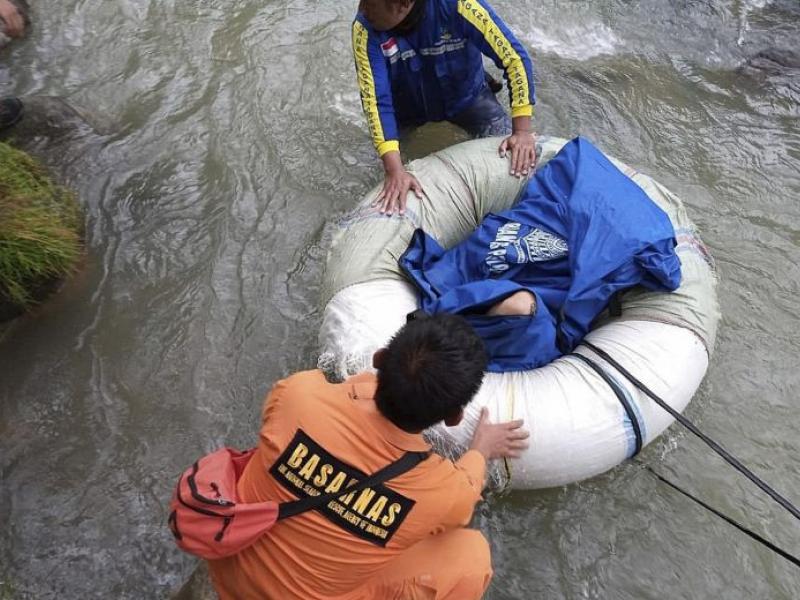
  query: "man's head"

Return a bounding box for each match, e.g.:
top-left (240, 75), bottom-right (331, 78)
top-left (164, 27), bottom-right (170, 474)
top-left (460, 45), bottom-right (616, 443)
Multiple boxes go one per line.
top-left (360, 0), bottom-right (416, 31)
top-left (373, 313), bottom-right (487, 433)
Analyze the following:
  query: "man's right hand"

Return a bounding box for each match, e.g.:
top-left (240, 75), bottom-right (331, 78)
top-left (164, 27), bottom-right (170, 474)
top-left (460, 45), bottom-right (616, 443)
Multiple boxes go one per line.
top-left (0, 0), bottom-right (24, 38)
top-left (469, 407), bottom-right (529, 460)
top-left (374, 150), bottom-right (423, 216)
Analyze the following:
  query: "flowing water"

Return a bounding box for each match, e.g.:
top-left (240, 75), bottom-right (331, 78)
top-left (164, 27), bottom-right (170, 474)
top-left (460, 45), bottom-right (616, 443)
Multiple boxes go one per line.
top-left (1, 0), bottom-right (798, 598)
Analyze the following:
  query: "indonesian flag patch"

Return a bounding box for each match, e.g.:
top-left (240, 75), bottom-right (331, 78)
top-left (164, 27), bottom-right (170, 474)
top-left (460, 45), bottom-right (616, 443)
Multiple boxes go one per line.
top-left (380, 37), bottom-right (399, 58)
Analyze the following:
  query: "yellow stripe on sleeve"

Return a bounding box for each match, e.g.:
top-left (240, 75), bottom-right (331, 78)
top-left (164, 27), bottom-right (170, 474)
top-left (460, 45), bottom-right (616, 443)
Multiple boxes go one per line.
top-left (511, 105), bottom-right (534, 118)
top-left (457, 0), bottom-right (532, 111)
top-left (377, 140), bottom-right (400, 156)
top-left (352, 21), bottom-right (388, 151)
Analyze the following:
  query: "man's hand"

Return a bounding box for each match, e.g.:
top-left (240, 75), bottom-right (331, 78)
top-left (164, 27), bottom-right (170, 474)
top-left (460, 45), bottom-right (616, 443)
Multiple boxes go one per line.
top-left (499, 130), bottom-right (537, 178)
top-left (469, 407), bottom-right (530, 460)
top-left (375, 150), bottom-right (423, 216)
top-left (0, 0), bottom-right (24, 38)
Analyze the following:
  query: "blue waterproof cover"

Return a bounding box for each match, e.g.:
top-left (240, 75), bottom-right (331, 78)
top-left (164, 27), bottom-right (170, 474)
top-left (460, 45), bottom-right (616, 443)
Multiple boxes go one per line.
top-left (399, 137), bottom-right (681, 372)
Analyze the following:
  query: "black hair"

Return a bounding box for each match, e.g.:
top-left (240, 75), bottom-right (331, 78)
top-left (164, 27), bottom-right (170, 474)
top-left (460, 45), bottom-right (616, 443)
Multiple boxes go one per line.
top-left (375, 313), bottom-right (487, 432)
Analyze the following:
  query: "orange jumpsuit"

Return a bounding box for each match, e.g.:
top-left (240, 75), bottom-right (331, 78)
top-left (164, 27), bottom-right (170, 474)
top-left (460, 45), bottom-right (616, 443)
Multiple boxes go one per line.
top-left (208, 370), bottom-right (492, 600)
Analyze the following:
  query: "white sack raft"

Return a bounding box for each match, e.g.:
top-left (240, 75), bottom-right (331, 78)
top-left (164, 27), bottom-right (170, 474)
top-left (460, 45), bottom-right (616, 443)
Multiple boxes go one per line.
top-left (318, 136), bottom-right (720, 490)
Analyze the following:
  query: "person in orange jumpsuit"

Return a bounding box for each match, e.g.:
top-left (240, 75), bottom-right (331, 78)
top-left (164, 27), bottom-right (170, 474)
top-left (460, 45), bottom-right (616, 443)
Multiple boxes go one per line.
top-left (208, 313), bottom-right (529, 599)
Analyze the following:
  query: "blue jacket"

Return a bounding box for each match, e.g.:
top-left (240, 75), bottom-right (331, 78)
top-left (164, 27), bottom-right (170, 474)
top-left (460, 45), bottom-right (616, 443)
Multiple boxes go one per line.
top-left (400, 138), bottom-right (682, 372)
top-left (352, 0), bottom-right (535, 157)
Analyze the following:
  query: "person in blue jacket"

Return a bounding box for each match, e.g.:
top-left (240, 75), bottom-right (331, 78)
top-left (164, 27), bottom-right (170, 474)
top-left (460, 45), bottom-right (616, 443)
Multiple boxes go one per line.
top-left (353, 0), bottom-right (537, 215)
top-left (400, 137), bottom-right (683, 372)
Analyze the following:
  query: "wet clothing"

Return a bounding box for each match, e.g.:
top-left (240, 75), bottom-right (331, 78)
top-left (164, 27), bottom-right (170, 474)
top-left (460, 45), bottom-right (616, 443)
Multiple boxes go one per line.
top-left (400, 137), bottom-right (682, 372)
top-left (450, 83), bottom-right (512, 138)
top-left (208, 370), bottom-right (491, 600)
top-left (356, 528), bottom-right (491, 599)
top-left (352, 0), bottom-right (535, 156)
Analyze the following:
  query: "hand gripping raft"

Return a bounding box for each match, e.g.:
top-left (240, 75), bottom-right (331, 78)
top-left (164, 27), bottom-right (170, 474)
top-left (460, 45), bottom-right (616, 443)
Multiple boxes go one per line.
top-left (318, 136), bottom-right (720, 490)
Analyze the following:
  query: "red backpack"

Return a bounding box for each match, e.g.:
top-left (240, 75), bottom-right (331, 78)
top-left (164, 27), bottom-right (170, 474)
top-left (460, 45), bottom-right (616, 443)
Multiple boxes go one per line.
top-left (168, 446), bottom-right (428, 560)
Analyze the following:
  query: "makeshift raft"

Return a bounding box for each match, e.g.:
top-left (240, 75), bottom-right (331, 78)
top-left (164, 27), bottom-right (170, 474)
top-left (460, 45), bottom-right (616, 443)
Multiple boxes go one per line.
top-left (318, 136), bottom-right (720, 489)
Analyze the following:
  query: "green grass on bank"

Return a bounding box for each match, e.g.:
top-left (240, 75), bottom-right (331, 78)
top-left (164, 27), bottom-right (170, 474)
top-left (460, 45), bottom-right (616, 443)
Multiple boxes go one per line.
top-left (0, 576), bottom-right (17, 600)
top-left (0, 142), bottom-right (81, 308)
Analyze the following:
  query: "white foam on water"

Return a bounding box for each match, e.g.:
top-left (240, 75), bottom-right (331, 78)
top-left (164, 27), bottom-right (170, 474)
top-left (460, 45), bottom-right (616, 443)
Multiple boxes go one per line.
top-left (738, 0), bottom-right (775, 45)
top-left (525, 22), bottom-right (621, 61)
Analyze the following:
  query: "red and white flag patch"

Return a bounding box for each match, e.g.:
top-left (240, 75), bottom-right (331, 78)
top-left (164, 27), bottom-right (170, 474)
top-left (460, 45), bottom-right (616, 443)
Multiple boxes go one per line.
top-left (380, 38), bottom-right (399, 58)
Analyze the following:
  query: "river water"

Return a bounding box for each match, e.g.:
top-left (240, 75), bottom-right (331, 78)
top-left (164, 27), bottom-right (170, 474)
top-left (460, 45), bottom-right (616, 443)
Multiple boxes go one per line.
top-left (1, 0), bottom-right (798, 598)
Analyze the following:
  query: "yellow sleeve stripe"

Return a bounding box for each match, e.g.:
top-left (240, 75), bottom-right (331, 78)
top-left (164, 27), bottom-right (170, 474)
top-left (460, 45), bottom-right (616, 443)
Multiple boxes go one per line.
top-left (457, 0), bottom-right (531, 110)
top-left (352, 21), bottom-right (388, 151)
top-left (511, 105), bottom-right (533, 118)
top-left (377, 140), bottom-right (400, 156)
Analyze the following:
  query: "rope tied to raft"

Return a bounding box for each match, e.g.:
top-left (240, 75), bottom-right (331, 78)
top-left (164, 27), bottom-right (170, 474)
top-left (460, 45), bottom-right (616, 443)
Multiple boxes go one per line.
top-left (644, 465), bottom-right (800, 569)
top-left (582, 340), bottom-right (800, 522)
top-left (576, 340), bottom-right (800, 569)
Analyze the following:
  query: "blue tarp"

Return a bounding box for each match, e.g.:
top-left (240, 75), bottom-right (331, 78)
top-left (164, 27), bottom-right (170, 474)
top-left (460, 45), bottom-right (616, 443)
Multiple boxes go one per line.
top-left (399, 137), bottom-right (682, 372)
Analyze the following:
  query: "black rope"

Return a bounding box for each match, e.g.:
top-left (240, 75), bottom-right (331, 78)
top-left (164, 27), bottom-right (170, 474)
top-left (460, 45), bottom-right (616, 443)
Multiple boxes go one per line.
top-left (582, 340), bottom-right (800, 523)
top-left (572, 353), bottom-right (643, 456)
top-left (646, 466), bottom-right (800, 569)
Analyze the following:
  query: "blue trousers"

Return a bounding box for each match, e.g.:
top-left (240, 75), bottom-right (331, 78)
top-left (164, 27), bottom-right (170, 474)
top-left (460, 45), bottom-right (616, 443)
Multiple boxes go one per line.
top-left (449, 83), bottom-right (512, 137)
top-left (399, 81), bottom-right (512, 139)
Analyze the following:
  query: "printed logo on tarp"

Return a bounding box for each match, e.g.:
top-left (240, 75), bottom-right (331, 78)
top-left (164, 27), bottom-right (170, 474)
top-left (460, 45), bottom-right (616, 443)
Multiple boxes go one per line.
top-left (269, 430), bottom-right (416, 546)
top-left (485, 222), bottom-right (569, 275)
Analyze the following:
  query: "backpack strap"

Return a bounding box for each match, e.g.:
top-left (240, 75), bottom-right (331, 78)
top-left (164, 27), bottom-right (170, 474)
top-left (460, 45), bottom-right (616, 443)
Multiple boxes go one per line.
top-left (277, 451), bottom-right (430, 520)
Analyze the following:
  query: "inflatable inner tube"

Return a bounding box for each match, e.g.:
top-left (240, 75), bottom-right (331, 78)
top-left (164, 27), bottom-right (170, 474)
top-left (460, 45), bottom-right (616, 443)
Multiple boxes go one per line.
top-left (318, 136), bottom-right (719, 490)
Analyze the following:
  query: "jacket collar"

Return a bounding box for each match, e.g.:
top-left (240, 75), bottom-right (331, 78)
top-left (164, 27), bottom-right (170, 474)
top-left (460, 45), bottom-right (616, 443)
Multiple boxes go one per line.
top-left (346, 373), bottom-right (431, 453)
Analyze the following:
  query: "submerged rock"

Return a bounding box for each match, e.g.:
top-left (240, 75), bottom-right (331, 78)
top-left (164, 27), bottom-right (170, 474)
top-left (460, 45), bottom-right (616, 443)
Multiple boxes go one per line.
top-left (1, 95), bottom-right (111, 145)
top-left (1, 95), bottom-right (112, 194)
top-left (739, 47), bottom-right (800, 77)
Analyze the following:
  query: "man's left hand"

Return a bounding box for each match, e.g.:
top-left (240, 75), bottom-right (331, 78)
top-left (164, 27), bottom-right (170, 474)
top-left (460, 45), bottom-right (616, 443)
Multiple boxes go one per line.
top-left (499, 130), bottom-right (537, 178)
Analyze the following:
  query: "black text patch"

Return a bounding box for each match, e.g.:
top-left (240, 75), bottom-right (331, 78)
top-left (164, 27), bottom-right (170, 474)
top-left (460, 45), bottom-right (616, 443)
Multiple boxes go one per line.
top-left (269, 429), bottom-right (416, 546)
